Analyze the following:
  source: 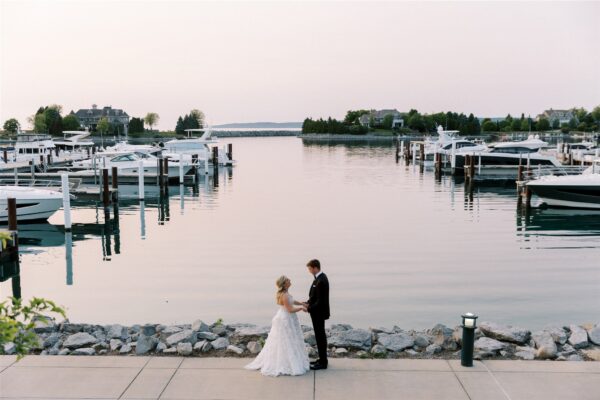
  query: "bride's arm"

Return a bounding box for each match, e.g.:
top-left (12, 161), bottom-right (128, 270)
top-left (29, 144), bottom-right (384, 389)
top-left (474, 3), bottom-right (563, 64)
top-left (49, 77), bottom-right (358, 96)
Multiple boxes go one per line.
top-left (283, 295), bottom-right (305, 313)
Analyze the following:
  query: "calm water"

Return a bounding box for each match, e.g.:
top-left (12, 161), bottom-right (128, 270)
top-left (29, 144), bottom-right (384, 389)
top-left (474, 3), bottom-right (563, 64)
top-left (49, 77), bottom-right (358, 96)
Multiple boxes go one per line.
top-left (1, 137), bottom-right (599, 329)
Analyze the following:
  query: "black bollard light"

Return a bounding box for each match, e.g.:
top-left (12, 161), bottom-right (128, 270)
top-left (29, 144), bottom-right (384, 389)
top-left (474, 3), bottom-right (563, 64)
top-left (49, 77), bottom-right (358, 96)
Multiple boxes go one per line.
top-left (461, 313), bottom-right (478, 367)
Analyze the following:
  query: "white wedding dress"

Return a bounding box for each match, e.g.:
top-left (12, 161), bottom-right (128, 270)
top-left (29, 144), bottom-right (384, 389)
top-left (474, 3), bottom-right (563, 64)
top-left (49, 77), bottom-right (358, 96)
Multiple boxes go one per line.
top-left (245, 295), bottom-right (310, 376)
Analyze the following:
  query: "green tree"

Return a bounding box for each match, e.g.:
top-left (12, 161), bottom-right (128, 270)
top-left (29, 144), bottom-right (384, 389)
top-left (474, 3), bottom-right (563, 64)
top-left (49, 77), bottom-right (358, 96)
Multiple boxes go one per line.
top-left (40, 105), bottom-right (63, 136)
top-left (129, 117), bottom-right (144, 134)
top-left (568, 118), bottom-right (577, 129)
top-left (591, 105), bottom-right (600, 122)
top-left (344, 110), bottom-right (369, 125)
top-left (96, 117), bottom-right (110, 147)
top-left (552, 118), bottom-right (560, 129)
top-left (560, 123), bottom-right (570, 134)
top-left (382, 114), bottom-right (394, 130)
top-left (3, 118), bottom-right (20, 134)
top-left (537, 118), bottom-right (550, 132)
top-left (520, 118), bottom-right (530, 132)
top-left (511, 119), bottom-right (521, 131)
top-left (189, 109), bottom-right (205, 128)
top-left (61, 114), bottom-right (81, 131)
top-left (0, 297), bottom-right (65, 359)
top-left (33, 114), bottom-right (47, 132)
top-left (144, 112), bottom-right (159, 132)
top-left (482, 120), bottom-right (497, 132)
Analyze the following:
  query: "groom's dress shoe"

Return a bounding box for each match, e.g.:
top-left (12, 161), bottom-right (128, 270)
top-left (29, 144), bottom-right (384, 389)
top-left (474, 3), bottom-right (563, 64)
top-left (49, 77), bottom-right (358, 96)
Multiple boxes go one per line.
top-left (310, 363), bottom-right (327, 370)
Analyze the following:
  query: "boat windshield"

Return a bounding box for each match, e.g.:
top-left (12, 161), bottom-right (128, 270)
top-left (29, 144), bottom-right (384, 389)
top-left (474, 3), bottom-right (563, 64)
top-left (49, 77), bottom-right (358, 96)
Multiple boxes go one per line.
top-left (111, 154), bottom-right (139, 162)
top-left (442, 142), bottom-right (478, 150)
top-left (490, 147), bottom-right (538, 154)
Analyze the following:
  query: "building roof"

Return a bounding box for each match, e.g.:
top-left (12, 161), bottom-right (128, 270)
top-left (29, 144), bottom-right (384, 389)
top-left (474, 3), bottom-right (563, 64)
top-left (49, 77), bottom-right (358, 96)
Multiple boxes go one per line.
top-left (72, 105), bottom-right (129, 118)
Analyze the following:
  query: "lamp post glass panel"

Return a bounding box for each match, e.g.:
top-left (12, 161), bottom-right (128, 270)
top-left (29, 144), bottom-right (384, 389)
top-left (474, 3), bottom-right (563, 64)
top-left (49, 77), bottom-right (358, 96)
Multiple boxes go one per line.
top-left (461, 313), bottom-right (478, 367)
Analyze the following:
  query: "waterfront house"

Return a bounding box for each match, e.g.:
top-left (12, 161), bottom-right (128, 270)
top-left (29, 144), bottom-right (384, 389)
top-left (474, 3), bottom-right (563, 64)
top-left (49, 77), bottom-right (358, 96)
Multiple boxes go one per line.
top-left (359, 109), bottom-right (404, 129)
top-left (536, 109), bottom-right (575, 126)
top-left (71, 104), bottom-right (130, 134)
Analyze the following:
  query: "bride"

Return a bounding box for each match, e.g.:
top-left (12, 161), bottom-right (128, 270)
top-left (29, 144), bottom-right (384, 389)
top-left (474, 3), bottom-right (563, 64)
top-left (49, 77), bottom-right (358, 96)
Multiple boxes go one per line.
top-left (245, 275), bottom-right (310, 376)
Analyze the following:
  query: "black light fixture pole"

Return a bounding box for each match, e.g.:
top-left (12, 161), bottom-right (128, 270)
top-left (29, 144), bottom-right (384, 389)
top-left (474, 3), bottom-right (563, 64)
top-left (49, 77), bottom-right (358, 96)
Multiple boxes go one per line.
top-left (461, 313), bottom-right (478, 367)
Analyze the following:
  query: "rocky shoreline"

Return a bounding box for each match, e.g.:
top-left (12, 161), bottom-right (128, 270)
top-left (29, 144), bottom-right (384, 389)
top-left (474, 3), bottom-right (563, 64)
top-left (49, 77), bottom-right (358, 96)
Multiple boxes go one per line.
top-left (5, 320), bottom-right (599, 362)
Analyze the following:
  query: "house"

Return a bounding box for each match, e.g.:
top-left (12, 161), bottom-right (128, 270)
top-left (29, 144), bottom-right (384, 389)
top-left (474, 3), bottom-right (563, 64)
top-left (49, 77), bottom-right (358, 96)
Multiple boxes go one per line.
top-left (358, 109), bottom-right (404, 128)
top-left (536, 109), bottom-right (575, 126)
top-left (71, 104), bottom-right (130, 134)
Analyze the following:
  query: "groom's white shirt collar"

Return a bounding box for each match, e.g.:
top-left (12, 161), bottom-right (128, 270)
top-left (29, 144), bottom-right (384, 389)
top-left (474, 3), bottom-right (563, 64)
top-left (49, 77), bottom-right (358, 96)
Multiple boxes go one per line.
top-left (315, 271), bottom-right (323, 279)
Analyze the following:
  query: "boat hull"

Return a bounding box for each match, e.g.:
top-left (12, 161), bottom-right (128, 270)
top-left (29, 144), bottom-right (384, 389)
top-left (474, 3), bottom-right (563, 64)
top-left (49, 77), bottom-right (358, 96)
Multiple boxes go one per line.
top-left (0, 196), bottom-right (63, 222)
top-left (527, 184), bottom-right (600, 209)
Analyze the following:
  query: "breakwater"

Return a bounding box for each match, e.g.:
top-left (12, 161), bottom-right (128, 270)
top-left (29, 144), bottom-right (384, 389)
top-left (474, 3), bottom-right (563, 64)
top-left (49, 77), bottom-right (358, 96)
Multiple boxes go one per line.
top-left (12, 320), bottom-right (600, 361)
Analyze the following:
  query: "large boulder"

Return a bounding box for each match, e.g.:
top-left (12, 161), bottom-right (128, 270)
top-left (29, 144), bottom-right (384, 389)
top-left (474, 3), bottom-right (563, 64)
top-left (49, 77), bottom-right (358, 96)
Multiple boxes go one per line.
top-left (587, 325), bottom-right (600, 346)
top-left (515, 346), bottom-right (536, 360)
top-left (247, 341), bottom-right (262, 354)
top-left (582, 348), bottom-right (600, 361)
top-left (197, 332), bottom-right (218, 341)
top-left (304, 331), bottom-right (316, 346)
top-left (166, 330), bottom-right (197, 347)
top-left (328, 329), bottom-right (372, 350)
top-left (211, 337), bottom-right (229, 350)
top-left (136, 335), bottom-right (159, 355)
top-left (107, 324), bottom-right (128, 340)
top-left (61, 323), bottom-right (85, 333)
top-left (71, 347), bottom-right (95, 356)
top-left (192, 320), bottom-right (210, 332)
top-left (234, 326), bottom-right (270, 341)
top-left (474, 337), bottom-right (507, 354)
top-left (568, 325), bottom-right (589, 349)
top-left (141, 324), bottom-right (157, 336)
top-left (532, 331), bottom-right (557, 359)
top-left (43, 332), bottom-right (61, 349)
top-left (543, 326), bottom-right (568, 345)
top-left (3, 342), bottom-right (16, 355)
top-left (377, 333), bottom-right (414, 352)
top-left (33, 319), bottom-right (57, 334)
top-left (479, 322), bottom-right (530, 344)
top-left (177, 342), bottom-right (192, 356)
top-left (413, 334), bottom-right (431, 348)
top-left (429, 324), bottom-right (458, 350)
top-left (63, 332), bottom-right (98, 349)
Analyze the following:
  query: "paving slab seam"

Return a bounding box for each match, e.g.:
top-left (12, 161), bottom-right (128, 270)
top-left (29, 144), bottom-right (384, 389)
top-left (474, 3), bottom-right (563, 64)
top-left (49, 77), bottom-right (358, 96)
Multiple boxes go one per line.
top-left (482, 361), bottom-right (513, 400)
top-left (117, 357), bottom-right (153, 400)
top-left (446, 360), bottom-right (473, 400)
top-left (157, 357), bottom-right (185, 400)
top-left (312, 370), bottom-right (316, 400)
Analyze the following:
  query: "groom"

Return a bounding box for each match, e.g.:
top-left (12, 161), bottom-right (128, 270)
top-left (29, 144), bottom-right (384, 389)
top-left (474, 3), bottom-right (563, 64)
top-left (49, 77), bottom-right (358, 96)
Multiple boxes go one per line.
top-left (303, 259), bottom-right (330, 370)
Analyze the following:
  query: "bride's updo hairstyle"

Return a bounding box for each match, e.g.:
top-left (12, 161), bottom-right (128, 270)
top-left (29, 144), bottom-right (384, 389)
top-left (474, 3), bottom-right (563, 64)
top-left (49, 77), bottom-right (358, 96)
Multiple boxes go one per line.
top-left (275, 275), bottom-right (289, 304)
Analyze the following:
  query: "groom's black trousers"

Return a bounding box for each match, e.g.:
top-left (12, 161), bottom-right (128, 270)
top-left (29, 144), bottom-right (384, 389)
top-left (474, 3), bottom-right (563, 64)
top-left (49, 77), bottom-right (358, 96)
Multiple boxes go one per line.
top-left (311, 314), bottom-right (328, 365)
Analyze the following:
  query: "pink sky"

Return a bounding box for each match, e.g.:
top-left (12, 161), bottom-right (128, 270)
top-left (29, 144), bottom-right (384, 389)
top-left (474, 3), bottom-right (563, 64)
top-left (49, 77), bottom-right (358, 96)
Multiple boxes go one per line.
top-left (1, 1), bottom-right (599, 130)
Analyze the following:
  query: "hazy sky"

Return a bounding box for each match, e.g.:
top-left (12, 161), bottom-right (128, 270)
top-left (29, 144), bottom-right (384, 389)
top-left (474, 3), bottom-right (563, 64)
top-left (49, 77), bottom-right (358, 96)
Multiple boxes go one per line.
top-left (1, 1), bottom-right (599, 130)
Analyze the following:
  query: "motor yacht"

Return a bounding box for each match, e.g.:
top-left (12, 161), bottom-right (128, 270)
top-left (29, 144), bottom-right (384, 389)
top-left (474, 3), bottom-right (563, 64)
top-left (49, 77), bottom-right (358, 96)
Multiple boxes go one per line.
top-left (0, 186), bottom-right (63, 222)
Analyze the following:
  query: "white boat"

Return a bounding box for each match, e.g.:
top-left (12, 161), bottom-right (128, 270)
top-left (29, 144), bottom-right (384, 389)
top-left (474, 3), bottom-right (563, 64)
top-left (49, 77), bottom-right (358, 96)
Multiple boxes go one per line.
top-left (526, 163), bottom-right (600, 209)
top-left (163, 128), bottom-right (234, 166)
top-left (423, 126), bottom-right (487, 164)
top-left (53, 131), bottom-right (95, 153)
top-left (0, 186), bottom-right (63, 222)
top-left (104, 141), bottom-right (163, 157)
top-left (71, 151), bottom-right (192, 178)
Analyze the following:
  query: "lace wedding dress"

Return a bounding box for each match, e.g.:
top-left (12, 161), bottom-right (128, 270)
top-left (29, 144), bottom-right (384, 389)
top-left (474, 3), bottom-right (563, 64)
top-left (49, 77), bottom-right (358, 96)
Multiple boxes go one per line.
top-left (245, 295), bottom-right (310, 376)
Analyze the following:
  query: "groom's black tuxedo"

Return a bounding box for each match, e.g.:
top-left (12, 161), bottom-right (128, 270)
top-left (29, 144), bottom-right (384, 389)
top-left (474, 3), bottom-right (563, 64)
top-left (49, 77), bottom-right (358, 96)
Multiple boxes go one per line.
top-left (308, 272), bottom-right (329, 366)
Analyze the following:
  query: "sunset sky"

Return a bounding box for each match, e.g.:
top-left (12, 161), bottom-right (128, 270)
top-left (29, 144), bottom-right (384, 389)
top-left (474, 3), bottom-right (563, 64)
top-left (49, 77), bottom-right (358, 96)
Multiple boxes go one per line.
top-left (1, 1), bottom-right (598, 130)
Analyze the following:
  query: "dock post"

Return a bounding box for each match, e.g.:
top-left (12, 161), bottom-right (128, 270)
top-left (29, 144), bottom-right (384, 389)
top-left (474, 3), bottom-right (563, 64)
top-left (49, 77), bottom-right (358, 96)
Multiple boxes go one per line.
top-left (419, 143), bottom-right (425, 164)
top-left (13, 168), bottom-right (18, 185)
top-left (2, 149), bottom-right (6, 163)
top-left (102, 168), bottom-right (110, 207)
top-left (163, 157), bottom-right (169, 187)
top-left (7, 197), bottom-right (18, 258)
top-left (47, 154), bottom-right (52, 166)
top-left (157, 157), bottom-right (164, 188)
top-left (395, 140), bottom-right (400, 163)
top-left (469, 154), bottom-right (475, 180)
top-left (138, 160), bottom-right (145, 201)
top-left (29, 161), bottom-right (35, 180)
top-left (525, 187), bottom-right (532, 208)
top-left (61, 173), bottom-right (72, 232)
top-left (204, 156), bottom-right (209, 174)
top-left (464, 155), bottom-right (470, 179)
top-left (400, 141), bottom-right (405, 159)
top-left (111, 166), bottom-right (119, 202)
top-left (228, 143), bottom-right (233, 161)
top-left (179, 157), bottom-right (184, 185)
top-left (212, 147), bottom-right (219, 168)
top-left (450, 140), bottom-right (457, 175)
top-left (191, 154), bottom-right (198, 174)
top-left (412, 143), bottom-right (417, 164)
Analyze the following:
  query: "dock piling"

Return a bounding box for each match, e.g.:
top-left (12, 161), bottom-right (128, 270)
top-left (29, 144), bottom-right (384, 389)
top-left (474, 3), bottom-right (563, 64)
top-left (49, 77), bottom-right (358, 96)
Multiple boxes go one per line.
top-left (228, 143), bottom-right (233, 161)
top-left (102, 168), bottom-right (110, 207)
top-left (179, 157), bottom-right (184, 184)
top-left (7, 197), bottom-right (18, 258)
top-left (138, 160), bottom-right (145, 201)
top-left (61, 173), bottom-right (72, 231)
top-left (111, 167), bottom-right (119, 202)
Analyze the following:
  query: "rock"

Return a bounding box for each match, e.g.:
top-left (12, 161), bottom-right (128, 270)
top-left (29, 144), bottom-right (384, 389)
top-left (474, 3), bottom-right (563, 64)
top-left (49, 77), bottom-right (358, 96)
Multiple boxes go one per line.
top-left (163, 347), bottom-right (178, 354)
top-left (404, 349), bottom-right (419, 356)
top-left (71, 347), bottom-right (95, 356)
top-left (98, 349), bottom-right (108, 355)
top-left (106, 324), bottom-right (127, 340)
top-left (109, 339), bottom-right (123, 351)
top-left (587, 325), bottom-right (600, 346)
top-left (156, 342), bottom-right (167, 353)
top-left (558, 343), bottom-right (577, 356)
top-left (34, 319), bottom-right (56, 333)
top-left (543, 326), bottom-right (568, 345)
top-left (235, 326), bottom-right (270, 340)
top-left (119, 344), bottom-right (132, 354)
top-left (211, 325), bottom-right (227, 336)
top-left (58, 348), bottom-right (70, 355)
top-left (532, 331), bottom-right (557, 360)
top-left (515, 347), bottom-right (536, 360)
top-left (331, 324), bottom-right (353, 331)
top-left (166, 330), bottom-right (197, 347)
top-left (377, 333), bottom-right (414, 352)
top-left (161, 326), bottom-right (183, 339)
top-left (304, 331), bottom-right (317, 346)
top-left (92, 330), bottom-right (107, 343)
top-left (306, 345), bottom-right (318, 358)
top-left (63, 332), bottom-right (98, 349)
top-left (193, 340), bottom-right (207, 352)
top-left (247, 341), bottom-right (262, 354)
top-left (3, 342), bottom-right (16, 355)
top-left (370, 344), bottom-right (387, 356)
top-left (582, 348), bottom-right (600, 361)
top-left (192, 320), bottom-right (210, 332)
top-left (329, 329), bottom-right (372, 350)
top-left (48, 347), bottom-right (59, 356)
top-left (478, 322), bottom-right (530, 345)
top-left (452, 327), bottom-right (462, 346)
top-left (568, 325), bottom-right (589, 349)
top-left (370, 327), bottom-right (394, 334)
top-left (177, 342), bottom-right (193, 356)
top-left (43, 332), bottom-right (61, 349)
top-left (136, 335), bottom-right (159, 355)
top-left (141, 324), bottom-right (157, 336)
top-left (425, 344), bottom-right (442, 355)
top-left (429, 324), bottom-right (458, 350)
top-left (197, 332), bottom-right (218, 341)
top-left (567, 354), bottom-right (584, 361)
top-left (211, 337), bottom-right (230, 350)
top-left (356, 350), bottom-right (368, 358)
top-left (227, 345), bottom-right (244, 355)
top-left (61, 323), bottom-right (85, 333)
top-left (201, 341), bottom-right (213, 352)
top-left (474, 337), bottom-right (507, 354)
top-left (414, 334), bottom-right (430, 348)
top-left (335, 347), bottom-right (348, 355)
top-left (93, 342), bottom-right (108, 352)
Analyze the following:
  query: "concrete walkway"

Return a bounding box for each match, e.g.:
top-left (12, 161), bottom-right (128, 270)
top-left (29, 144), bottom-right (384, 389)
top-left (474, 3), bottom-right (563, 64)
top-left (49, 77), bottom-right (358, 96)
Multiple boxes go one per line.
top-left (0, 356), bottom-right (599, 399)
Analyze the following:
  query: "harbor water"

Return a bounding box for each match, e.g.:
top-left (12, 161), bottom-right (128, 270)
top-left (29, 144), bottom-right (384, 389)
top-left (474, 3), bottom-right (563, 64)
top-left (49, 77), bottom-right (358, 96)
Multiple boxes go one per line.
top-left (1, 137), bottom-right (598, 329)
